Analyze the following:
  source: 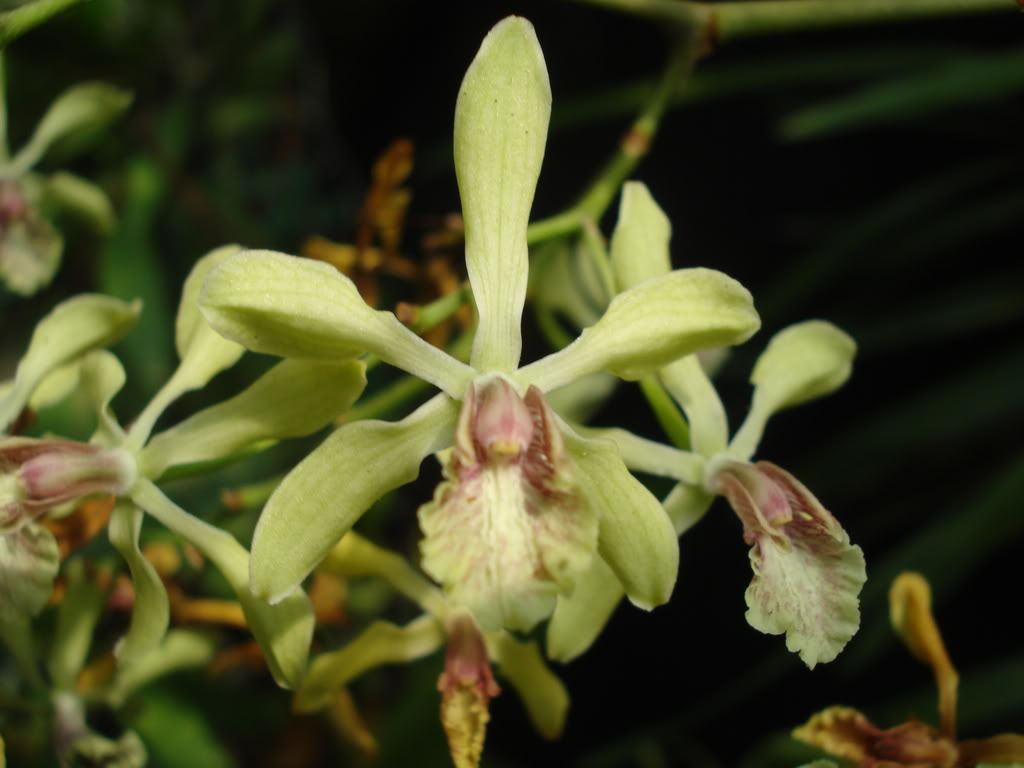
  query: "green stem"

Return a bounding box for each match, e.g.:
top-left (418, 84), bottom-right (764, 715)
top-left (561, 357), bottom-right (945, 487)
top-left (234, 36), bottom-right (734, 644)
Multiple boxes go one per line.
top-left (713, 0), bottom-right (1014, 42)
top-left (527, 34), bottom-right (695, 245)
top-left (0, 619), bottom-right (44, 689)
top-left (345, 373), bottom-right (432, 423)
top-left (571, 0), bottom-right (1014, 45)
top-left (403, 282), bottom-right (469, 334)
top-left (639, 375), bottom-right (691, 450)
top-left (0, 0), bottom-right (87, 47)
top-left (0, 51), bottom-right (8, 163)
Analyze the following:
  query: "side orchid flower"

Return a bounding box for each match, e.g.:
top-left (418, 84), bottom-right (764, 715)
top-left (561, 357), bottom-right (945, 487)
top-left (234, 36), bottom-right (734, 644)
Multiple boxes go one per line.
top-left (551, 182), bottom-right (865, 669)
top-left (198, 17), bottom-right (760, 634)
top-left (0, 82), bottom-right (131, 295)
top-left (2, 247), bottom-right (367, 690)
top-left (294, 531), bottom-right (571, 768)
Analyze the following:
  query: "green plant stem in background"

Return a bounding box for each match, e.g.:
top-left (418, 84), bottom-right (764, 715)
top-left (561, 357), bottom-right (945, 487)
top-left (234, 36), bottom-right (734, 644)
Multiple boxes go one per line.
top-left (404, 283), bottom-right (469, 334)
top-left (0, 52), bottom-right (7, 161)
top-left (0, 0), bottom-right (87, 47)
top-left (571, 0), bottom-right (1015, 44)
top-left (527, 36), bottom-right (693, 244)
top-left (639, 375), bottom-right (690, 450)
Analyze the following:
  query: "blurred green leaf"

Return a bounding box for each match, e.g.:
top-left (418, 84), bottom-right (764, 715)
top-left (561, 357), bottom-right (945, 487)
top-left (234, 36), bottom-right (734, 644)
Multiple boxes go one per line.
top-left (780, 48), bottom-right (1024, 140)
top-left (129, 684), bottom-right (236, 768)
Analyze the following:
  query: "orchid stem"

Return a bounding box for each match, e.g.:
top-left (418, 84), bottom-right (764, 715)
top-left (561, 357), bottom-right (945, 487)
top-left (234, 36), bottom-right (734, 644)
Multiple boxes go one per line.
top-left (527, 33), bottom-right (694, 245)
top-left (640, 375), bottom-right (691, 450)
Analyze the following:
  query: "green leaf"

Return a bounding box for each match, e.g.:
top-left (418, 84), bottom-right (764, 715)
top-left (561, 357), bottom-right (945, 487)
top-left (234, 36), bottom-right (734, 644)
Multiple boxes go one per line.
top-left (455, 16), bottom-right (551, 373)
top-left (781, 48), bottom-right (1024, 141)
top-left (140, 359), bottom-right (366, 479)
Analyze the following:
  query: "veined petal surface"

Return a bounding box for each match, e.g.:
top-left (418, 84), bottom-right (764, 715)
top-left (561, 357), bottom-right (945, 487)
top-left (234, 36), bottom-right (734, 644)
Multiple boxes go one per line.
top-left (455, 17), bottom-right (550, 373)
top-left (251, 394), bottom-right (459, 604)
top-left (609, 181), bottom-right (672, 291)
top-left (200, 250), bottom-right (474, 397)
top-left (563, 427), bottom-right (678, 611)
top-left (140, 359), bottom-right (365, 479)
top-left (518, 268), bottom-right (759, 392)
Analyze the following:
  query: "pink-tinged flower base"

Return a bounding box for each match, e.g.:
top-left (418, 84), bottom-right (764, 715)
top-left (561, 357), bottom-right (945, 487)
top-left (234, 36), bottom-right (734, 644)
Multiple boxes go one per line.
top-left (437, 611), bottom-right (501, 768)
top-left (1, 437), bottom-right (136, 527)
top-left (707, 458), bottom-right (865, 668)
top-left (418, 377), bottom-right (597, 632)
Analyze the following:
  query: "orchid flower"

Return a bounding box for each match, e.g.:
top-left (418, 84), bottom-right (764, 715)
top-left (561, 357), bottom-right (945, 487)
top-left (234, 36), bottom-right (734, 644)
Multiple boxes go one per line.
top-left (550, 182), bottom-right (865, 669)
top-left (0, 81), bottom-right (131, 295)
top-left (1, 247), bottom-right (366, 690)
top-left (199, 16), bottom-right (760, 634)
top-left (295, 531), bottom-right (569, 768)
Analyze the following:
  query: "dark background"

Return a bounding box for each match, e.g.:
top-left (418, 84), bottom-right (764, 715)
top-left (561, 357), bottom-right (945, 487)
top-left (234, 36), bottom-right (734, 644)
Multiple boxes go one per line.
top-left (2, 1), bottom-right (1022, 766)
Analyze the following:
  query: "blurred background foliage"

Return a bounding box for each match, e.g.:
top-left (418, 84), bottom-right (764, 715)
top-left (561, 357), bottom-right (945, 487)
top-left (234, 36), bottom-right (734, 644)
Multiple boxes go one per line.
top-left (0, 0), bottom-right (1021, 766)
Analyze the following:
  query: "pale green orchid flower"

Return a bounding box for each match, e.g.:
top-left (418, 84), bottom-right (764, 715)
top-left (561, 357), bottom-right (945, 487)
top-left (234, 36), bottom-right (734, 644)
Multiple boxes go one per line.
top-left (1, 247), bottom-right (366, 691)
top-left (550, 182), bottom-right (865, 670)
top-left (0, 81), bottom-right (131, 295)
top-left (296, 531), bottom-right (569, 768)
top-left (199, 17), bottom-right (760, 634)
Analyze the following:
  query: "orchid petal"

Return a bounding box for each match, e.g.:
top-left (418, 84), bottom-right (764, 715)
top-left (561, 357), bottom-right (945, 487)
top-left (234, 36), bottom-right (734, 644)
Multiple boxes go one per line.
top-left (43, 171), bottom-right (116, 234)
top-left (174, 245), bottom-right (247, 387)
top-left (518, 268), bottom-right (760, 392)
top-left (574, 425), bottom-right (704, 484)
top-left (140, 359), bottom-right (365, 479)
top-left (0, 294), bottom-right (139, 433)
top-left (530, 240), bottom-right (606, 330)
top-left (131, 479), bottom-right (313, 688)
top-left (659, 355), bottom-right (729, 457)
top-left (609, 181), bottom-right (672, 291)
top-left (0, 522), bottom-right (59, 624)
top-left (294, 616), bottom-right (444, 713)
top-left (107, 629), bottom-right (217, 708)
top-left (11, 82), bottom-right (132, 174)
top-left (79, 351), bottom-right (127, 446)
top-left (563, 427), bottom-right (678, 611)
top-left (662, 481), bottom-right (715, 536)
top-left (107, 500), bottom-right (169, 668)
top-left (455, 17), bottom-right (550, 373)
top-left (200, 250), bottom-right (474, 397)
top-left (710, 460), bottom-right (865, 668)
top-left (488, 632), bottom-right (568, 740)
top-left (730, 321), bottom-right (855, 461)
top-left (251, 393), bottom-right (458, 604)
top-left (546, 554), bottom-right (623, 662)
top-left (47, 560), bottom-right (106, 689)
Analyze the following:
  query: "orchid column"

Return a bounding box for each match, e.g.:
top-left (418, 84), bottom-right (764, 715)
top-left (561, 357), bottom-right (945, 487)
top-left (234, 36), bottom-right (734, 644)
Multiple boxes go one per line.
top-left (200, 16), bottom-right (761, 634)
